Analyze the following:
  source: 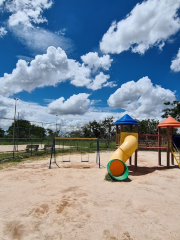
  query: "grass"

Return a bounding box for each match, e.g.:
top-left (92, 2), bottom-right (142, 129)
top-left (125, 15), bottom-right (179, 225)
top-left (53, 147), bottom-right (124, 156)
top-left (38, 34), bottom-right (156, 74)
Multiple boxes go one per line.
top-left (0, 138), bottom-right (116, 150)
top-left (104, 172), bottom-right (116, 182)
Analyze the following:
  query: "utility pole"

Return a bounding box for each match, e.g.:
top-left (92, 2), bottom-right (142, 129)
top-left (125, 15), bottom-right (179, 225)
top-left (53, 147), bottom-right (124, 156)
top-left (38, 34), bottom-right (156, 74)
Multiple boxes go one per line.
top-left (56, 115), bottom-right (58, 137)
top-left (16, 112), bottom-right (19, 151)
top-left (13, 98), bottom-right (19, 156)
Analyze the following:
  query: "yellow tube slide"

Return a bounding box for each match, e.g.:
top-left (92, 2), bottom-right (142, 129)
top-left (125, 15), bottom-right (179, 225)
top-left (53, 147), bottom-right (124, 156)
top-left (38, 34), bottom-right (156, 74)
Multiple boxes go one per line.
top-left (108, 135), bottom-right (138, 177)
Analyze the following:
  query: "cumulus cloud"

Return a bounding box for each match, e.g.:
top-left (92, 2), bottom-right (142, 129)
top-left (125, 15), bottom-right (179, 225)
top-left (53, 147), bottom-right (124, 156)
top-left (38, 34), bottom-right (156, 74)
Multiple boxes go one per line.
top-left (100, 0), bottom-right (180, 54)
top-left (0, 95), bottom-right (121, 131)
top-left (0, 26), bottom-right (7, 37)
top-left (48, 93), bottom-right (91, 115)
top-left (170, 48), bottom-right (180, 72)
top-left (81, 52), bottom-right (113, 71)
top-left (87, 72), bottom-right (110, 90)
top-left (108, 76), bottom-right (176, 119)
top-left (0, 46), bottom-right (114, 96)
top-left (2, 0), bottom-right (53, 28)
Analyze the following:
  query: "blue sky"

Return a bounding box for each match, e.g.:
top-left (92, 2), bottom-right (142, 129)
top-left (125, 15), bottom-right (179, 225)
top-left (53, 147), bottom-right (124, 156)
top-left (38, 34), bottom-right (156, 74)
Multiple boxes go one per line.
top-left (1, 0), bottom-right (180, 130)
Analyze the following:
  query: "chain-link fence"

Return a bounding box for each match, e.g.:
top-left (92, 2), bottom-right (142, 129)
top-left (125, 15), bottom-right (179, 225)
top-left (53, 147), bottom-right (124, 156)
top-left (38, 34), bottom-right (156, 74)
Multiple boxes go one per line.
top-left (0, 137), bottom-right (116, 162)
top-left (0, 116), bottom-right (116, 163)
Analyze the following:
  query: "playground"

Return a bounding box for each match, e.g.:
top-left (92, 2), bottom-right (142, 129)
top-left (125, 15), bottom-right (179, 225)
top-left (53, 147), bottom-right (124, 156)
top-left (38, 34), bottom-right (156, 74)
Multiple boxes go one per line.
top-left (0, 150), bottom-right (180, 240)
top-left (0, 114), bottom-right (180, 239)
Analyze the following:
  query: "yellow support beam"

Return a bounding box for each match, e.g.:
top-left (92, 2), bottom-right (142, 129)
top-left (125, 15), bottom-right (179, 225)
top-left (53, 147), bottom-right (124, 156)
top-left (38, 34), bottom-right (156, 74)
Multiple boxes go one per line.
top-left (55, 137), bottom-right (98, 140)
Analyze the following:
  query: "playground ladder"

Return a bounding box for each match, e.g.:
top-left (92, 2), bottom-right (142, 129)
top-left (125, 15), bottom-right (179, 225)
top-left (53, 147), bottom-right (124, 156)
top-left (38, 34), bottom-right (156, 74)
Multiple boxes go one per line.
top-left (171, 141), bottom-right (180, 168)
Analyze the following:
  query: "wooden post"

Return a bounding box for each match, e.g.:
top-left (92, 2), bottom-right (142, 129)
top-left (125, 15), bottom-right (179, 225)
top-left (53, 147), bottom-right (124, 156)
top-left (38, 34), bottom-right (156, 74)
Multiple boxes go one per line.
top-left (120, 124), bottom-right (123, 133)
top-left (119, 125), bottom-right (123, 150)
top-left (116, 125), bottom-right (119, 149)
top-left (134, 125), bottom-right (138, 169)
top-left (116, 125), bottom-right (118, 134)
top-left (129, 125), bottom-right (132, 165)
top-left (158, 127), bottom-right (161, 166)
top-left (167, 126), bottom-right (170, 168)
top-left (171, 127), bottom-right (174, 165)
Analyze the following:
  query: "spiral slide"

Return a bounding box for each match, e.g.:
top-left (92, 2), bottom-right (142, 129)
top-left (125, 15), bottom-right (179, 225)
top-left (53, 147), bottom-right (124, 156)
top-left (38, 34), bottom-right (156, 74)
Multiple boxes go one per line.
top-left (107, 134), bottom-right (138, 181)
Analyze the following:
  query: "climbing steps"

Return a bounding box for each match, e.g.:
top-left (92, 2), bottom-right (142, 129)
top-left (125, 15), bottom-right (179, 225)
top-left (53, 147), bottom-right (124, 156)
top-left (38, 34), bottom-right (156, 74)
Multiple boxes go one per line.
top-left (171, 141), bottom-right (180, 168)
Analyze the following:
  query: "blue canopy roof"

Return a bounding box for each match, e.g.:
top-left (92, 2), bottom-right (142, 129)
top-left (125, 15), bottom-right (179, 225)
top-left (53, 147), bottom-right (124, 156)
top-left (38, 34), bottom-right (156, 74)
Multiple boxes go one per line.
top-left (114, 114), bottom-right (139, 125)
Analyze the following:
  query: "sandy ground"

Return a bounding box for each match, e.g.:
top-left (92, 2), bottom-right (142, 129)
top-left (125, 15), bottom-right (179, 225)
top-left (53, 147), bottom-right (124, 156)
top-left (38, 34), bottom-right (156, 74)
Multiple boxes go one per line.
top-left (0, 150), bottom-right (180, 240)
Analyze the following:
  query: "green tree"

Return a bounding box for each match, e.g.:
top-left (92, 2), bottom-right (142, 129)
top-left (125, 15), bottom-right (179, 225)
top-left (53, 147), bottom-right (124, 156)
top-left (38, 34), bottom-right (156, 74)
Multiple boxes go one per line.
top-left (138, 119), bottom-right (159, 134)
top-left (0, 128), bottom-right (5, 138)
top-left (6, 120), bottom-right (31, 138)
top-left (137, 119), bottom-right (172, 135)
top-left (161, 101), bottom-right (180, 121)
top-left (69, 130), bottom-right (84, 138)
top-left (46, 128), bottom-right (55, 138)
top-left (82, 120), bottom-right (103, 138)
top-left (81, 117), bottom-right (115, 140)
top-left (31, 125), bottom-right (46, 138)
top-left (101, 117), bottom-right (116, 142)
top-left (6, 120), bottom-right (46, 138)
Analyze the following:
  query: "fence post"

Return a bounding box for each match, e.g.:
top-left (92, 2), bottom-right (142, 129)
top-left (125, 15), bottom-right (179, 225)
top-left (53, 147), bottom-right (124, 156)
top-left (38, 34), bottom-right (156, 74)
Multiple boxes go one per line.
top-left (31, 139), bottom-right (32, 156)
top-left (13, 138), bottom-right (15, 159)
top-left (96, 138), bottom-right (100, 168)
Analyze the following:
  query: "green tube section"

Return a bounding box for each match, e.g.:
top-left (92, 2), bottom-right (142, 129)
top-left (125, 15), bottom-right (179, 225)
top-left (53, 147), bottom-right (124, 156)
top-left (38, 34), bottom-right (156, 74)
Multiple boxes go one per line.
top-left (107, 159), bottom-right (129, 181)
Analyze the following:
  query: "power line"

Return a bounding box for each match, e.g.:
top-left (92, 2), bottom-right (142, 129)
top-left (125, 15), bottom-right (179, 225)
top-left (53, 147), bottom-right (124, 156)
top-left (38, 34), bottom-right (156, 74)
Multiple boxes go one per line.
top-left (0, 117), bottom-right (83, 128)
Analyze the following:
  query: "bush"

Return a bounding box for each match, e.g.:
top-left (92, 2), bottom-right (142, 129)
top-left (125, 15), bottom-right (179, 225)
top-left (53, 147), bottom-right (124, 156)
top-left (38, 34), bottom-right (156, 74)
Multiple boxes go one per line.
top-left (105, 172), bottom-right (115, 182)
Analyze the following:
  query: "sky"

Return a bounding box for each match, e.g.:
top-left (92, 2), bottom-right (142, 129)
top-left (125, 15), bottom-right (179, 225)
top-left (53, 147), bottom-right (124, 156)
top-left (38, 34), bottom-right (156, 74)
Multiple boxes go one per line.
top-left (1, 0), bottom-right (180, 131)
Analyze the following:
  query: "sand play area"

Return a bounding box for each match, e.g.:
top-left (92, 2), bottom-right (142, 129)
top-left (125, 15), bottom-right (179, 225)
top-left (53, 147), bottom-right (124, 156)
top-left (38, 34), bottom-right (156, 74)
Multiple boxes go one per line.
top-left (0, 150), bottom-right (180, 240)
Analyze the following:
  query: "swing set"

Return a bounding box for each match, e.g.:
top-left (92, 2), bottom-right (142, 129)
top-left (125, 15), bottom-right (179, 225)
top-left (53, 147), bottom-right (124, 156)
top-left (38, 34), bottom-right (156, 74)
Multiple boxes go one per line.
top-left (49, 137), bottom-right (100, 169)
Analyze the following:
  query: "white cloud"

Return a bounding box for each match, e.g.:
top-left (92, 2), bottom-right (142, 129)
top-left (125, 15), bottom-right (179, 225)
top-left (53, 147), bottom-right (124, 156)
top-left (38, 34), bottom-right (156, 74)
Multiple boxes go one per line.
top-left (55, 28), bottom-right (67, 36)
top-left (0, 0), bottom-right (72, 53)
top-left (100, 0), bottom-right (180, 54)
top-left (3, 0), bottom-right (53, 28)
top-left (87, 72), bottom-right (110, 90)
top-left (103, 81), bottom-right (117, 88)
top-left (48, 93), bottom-right (91, 115)
top-left (1, 86), bottom-right (175, 131)
top-left (0, 0), bottom-right (5, 6)
top-left (0, 26), bottom-right (7, 37)
top-left (81, 52), bottom-right (113, 71)
top-left (108, 76), bottom-right (176, 119)
top-left (0, 96), bottom-right (53, 129)
top-left (170, 48), bottom-right (180, 72)
top-left (0, 46), bottom-right (69, 96)
top-left (10, 25), bottom-right (73, 54)
top-left (0, 46), bottom-right (114, 96)
top-left (0, 95), bottom-right (121, 130)
top-left (16, 55), bottom-right (34, 62)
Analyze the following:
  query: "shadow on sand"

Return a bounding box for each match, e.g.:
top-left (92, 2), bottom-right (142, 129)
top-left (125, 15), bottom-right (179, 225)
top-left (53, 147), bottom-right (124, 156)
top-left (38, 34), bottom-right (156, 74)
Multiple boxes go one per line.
top-left (128, 165), bottom-right (179, 176)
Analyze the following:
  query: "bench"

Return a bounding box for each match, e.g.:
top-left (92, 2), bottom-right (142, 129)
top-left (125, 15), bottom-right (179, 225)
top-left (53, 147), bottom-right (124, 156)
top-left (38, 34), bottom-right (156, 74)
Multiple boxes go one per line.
top-left (43, 144), bottom-right (52, 151)
top-left (26, 145), bottom-right (39, 152)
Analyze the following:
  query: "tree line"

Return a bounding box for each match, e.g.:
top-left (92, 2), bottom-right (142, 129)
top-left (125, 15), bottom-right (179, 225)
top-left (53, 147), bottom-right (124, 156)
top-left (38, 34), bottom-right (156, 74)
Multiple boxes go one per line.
top-left (0, 101), bottom-right (179, 139)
